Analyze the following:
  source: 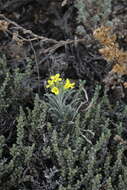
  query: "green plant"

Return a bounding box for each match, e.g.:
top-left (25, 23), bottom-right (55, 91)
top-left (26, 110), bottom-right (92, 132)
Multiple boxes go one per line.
top-left (45, 74), bottom-right (83, 127)
top-left (75, 0), bottom-right (112, 35)
top-left (0, 108), bottom-right (35, 190)
top-left (1, 53), bottom-right (127, 189)
top-left (41, 86), bottom-right (127, 190)
top-left (0, 83), bottom-right (127, 189)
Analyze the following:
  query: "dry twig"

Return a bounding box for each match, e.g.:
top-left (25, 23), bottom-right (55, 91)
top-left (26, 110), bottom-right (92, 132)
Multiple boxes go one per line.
top-left (0, 14), bottom-right (86, 54)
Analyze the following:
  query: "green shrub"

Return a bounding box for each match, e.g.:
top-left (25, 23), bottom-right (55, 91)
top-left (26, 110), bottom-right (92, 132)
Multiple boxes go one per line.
top-left (0, 95), bottom-right (47, 190)
top-left (0, 55), bottom-right (33, 129)
top-left (0, 55), bottom-right (127, 189)
top-left (41, 86), bottom-right (127, 190)
top-left (75, 0), bottom-right (112, 35)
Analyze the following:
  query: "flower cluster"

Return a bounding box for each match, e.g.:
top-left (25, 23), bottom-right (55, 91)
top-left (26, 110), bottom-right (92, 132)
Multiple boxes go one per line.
top-left (46, 74), bottom-right (75, 95)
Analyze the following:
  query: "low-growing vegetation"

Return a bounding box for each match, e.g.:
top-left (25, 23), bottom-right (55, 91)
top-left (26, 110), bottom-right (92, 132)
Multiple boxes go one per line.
top-left (0, 0), bottom-right (127, 190)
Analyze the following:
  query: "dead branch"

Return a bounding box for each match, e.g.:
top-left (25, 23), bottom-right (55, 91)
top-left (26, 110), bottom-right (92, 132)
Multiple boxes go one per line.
top-left (0, 14), bottom-right (86, 54)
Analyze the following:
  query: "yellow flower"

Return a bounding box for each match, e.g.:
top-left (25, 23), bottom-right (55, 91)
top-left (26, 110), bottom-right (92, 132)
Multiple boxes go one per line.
top-left (64, 79), bottom-right (75, 89)
top-left (50, 74), bottom-right (62, 83)
top-left (46, 79), bottom-right (54, 88)
top-left (51, 87), bottom-right (59, 95)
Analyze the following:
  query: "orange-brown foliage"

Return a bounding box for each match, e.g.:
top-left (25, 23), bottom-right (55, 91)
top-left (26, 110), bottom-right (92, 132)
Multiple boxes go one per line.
top-left (93, 26), bottom-right (127, 75)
